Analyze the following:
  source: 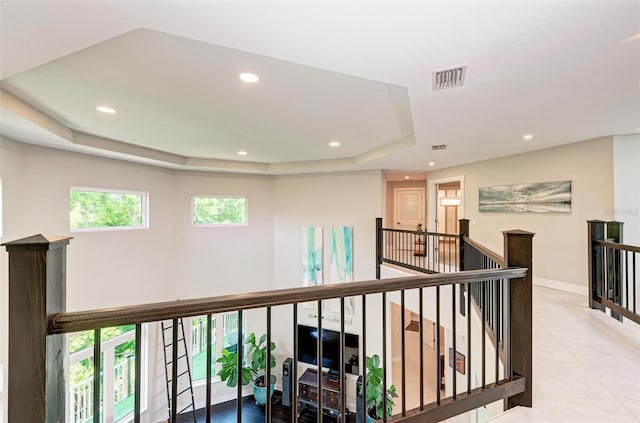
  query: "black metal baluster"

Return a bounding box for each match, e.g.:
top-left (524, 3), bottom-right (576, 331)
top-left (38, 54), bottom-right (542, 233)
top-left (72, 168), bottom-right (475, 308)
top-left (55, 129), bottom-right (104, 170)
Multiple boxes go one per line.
top-left (292, 304), bottom-right (298, 423)
top-left (401, 289), bottom-right (406, 416)
top-left (266, 307), bottom-right (272, 423)
top-left (633, 253), bottom-right (637, 313)
top-left (171, 318), bottom-right (178, 423)
top-left (237, 311), bottom-right (243, 423)
top-left (495, 280), bottom-right (500, 384)
top-left (419, 287), bottom-right (424, 410)
top-left (135, 324), bottom-right (142, 423)
top-left (362, 295), bottom-right (367, 423)
top-left (93, 328), bottom-right (101, 423)
top-left (206, 315), bottom-right (212, 423)
top-left (382, 292), bottom-right (388, 422)
top-left (482, 281), bottom-right (486, 388)
top-left (633, 253), bottom-right (638, 313)
top-left (436, 286), bottom-right (441, 405)
top-left (452, 283), bottom-right (457, 399)
top-left (340, 297), bottom-right (346, 422)
top-left (448, 237), bottom-right (452, 273)
top-left (467, 282), bottom-right (471, 394)
top-left (317, 300), bottom-right (322, 423)
top-left (625, 251), bottom-right (629, 310)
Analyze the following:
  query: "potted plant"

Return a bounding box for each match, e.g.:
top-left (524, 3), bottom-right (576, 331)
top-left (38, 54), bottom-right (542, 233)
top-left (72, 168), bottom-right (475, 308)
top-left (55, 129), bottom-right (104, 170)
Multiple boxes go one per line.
top-left (359, 354), bottom-right (397, 422)
top-left (245, 332), bottom-right (277, 405)
top-left (216, 344), bottom-right (256, 388)
top-left (216, 332), bottom-right (277, 404)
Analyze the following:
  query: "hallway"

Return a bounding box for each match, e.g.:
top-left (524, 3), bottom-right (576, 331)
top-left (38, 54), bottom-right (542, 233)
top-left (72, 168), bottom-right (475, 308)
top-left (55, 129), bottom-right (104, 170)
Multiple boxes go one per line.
top-left (489, 285), bottom-right (640, 422)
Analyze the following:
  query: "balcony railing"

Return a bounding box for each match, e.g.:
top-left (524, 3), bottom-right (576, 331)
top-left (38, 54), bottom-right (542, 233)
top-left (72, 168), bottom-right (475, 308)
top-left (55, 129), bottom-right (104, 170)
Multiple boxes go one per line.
top-left (376, 217), bottom-right (534, 411)
top-left (376, 219), bottom-right (459, 276)
top-left (4, 224), bottom-right (533, 422)
top-left (588, 220), bottom-right (640, 325)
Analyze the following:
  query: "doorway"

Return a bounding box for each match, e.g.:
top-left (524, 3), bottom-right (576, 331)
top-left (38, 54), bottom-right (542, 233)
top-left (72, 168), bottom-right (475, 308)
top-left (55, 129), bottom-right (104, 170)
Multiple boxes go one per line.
top-left (427, 176), bottom-right (465, 233)
top-left (436, 181), bottom-right (461, 234)
top-left (393, 187), bottom-right (425, 230)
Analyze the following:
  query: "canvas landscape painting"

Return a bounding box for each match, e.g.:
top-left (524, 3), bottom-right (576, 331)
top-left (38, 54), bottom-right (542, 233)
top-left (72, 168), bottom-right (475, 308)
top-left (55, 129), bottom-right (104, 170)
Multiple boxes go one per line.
top-left (479, 180), bottom-right (572, 213)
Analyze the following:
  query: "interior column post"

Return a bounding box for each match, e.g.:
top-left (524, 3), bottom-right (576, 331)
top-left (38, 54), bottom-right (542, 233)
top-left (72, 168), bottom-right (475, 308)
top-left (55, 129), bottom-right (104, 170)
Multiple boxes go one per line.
top-left (3, 234), bottom-right (72, 423)
top-left (503, 229), bottom-right (534, 409)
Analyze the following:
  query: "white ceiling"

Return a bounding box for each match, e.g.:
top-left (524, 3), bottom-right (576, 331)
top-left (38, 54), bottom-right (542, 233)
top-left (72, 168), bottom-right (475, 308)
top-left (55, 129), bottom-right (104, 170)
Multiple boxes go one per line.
top-left (1, 1), bottom-right (638, 175)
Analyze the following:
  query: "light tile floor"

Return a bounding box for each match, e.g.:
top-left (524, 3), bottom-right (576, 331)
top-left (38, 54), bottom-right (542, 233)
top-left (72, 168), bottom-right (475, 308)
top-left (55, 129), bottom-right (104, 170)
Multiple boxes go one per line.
top-left (490, 286), bottom-right (640, 422)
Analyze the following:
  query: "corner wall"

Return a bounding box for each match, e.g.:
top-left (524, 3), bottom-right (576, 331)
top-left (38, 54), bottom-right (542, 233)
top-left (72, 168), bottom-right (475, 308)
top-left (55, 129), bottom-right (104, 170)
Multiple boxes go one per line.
top-left (0, 137), bottom-right (277, 422)
top-left (613, 134), bottom-right (640, 246)
top-left (426, 138), bottom-right (615, 290)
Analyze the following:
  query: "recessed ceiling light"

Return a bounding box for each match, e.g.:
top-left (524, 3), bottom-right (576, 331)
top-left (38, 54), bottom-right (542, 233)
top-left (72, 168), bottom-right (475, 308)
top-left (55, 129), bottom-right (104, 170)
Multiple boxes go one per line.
top-left (404, 176), bottom-right (410, 180)
top-left (329, 141), bottom-right (341, 147)
top-left (428, 162), bottom-right (435, 167)
top-left (239, 73), bottom-right (259, 83)
top-left (237, 150), bottom-right (248, 156)
top-left (96, 106), bottom-right (116, 114)
top-left (523, 133), bottom-right (534, 140)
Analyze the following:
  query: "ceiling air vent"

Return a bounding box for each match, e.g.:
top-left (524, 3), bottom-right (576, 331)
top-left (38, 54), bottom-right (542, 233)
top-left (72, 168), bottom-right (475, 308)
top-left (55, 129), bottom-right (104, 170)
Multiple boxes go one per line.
top-left (432, 65), bottom-right (467, 91)
top-left (431, 144), bottom-right (447, 151)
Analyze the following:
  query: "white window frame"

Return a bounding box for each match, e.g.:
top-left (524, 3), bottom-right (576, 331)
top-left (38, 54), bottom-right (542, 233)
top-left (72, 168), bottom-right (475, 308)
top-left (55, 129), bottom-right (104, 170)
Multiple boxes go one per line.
top-left (67, 325), bottom-right (149, 423)
top-left (190, 313), bottom-right (244, 386)
top-left (70, 186), bottom-right (149, 232)
top-left (191, 195), bottom-right (248, 227)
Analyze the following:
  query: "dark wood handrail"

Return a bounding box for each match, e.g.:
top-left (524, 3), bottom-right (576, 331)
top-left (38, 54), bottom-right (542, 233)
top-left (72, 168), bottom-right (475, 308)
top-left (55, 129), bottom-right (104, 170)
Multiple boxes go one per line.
top-left (50, 268), bottom-right (526, 335)
top-left (382, 227), bottom-right (458, 238)
top-left (595, 239), bottom-right (640, 253)
top-left (463, 235), bottom-right (505, 267)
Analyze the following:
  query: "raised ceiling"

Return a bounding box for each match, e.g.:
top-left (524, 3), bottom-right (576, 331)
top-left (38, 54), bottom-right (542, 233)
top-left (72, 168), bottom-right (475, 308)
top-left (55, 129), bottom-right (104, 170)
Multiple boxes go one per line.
top-left (1, 1), bottom-right (638, 175)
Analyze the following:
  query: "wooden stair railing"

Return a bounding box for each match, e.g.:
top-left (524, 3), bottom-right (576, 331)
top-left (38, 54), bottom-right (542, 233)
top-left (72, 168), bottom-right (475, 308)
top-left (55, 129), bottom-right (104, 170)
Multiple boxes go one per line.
top-left (5, 226), bottom-right (533, 423)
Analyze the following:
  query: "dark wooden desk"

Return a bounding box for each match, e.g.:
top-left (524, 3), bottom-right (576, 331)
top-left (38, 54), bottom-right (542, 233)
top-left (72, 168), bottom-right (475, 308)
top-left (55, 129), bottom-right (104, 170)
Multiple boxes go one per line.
top-left (297, 368), bottom-right (342, 422)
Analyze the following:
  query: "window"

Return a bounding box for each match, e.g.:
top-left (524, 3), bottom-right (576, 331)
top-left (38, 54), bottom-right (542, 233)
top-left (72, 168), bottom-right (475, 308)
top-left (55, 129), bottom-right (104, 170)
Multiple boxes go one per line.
top-left (192, 196), bottom-right (247, 226)
top-left (68, 325), bottom-right (147, 423)
top-left (70, 187), bottom-right (148, 231)
top-left (191, 313), bottom-right (242, 381)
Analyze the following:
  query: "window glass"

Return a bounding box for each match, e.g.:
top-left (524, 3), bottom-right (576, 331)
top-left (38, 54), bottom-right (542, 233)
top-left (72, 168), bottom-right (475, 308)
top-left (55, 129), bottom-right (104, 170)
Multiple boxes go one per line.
top-left (192, 196), bottom-right (247, 226)
top-left (70, 188), bottom-right (147, 231)
top-left (191, 313), bottom-right (241, 382)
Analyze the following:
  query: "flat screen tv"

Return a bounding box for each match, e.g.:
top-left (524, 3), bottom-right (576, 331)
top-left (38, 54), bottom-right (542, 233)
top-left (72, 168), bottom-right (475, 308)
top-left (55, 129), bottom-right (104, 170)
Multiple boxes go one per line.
top-left (297, 324), bottom-right (359, 375)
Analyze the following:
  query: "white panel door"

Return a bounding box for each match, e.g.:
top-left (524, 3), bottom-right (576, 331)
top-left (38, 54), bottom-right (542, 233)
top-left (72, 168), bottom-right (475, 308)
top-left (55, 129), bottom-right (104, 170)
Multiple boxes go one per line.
top-left (394, 188), bottom-right (425, 230)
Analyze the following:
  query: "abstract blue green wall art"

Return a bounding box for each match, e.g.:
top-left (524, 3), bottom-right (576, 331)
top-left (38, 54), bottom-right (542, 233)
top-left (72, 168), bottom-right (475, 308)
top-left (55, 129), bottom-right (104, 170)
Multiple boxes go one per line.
top-left (330, 226), bottom-right (353, 283)
top-left (329, 226), bottom-right (354, 315)
top-left (302, 226), bottom-right (323, 287)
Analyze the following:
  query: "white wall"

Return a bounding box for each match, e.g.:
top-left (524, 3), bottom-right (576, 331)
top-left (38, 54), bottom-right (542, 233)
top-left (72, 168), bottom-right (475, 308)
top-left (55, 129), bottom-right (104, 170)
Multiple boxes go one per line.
top-left (426, 138), bottom-right (615, 290)
top-left (0, 137), bottom-right (276, 422)
top-left (271, 170), bottom-right (384, 410)
top-left (613, 134), bottom-right (640, 246)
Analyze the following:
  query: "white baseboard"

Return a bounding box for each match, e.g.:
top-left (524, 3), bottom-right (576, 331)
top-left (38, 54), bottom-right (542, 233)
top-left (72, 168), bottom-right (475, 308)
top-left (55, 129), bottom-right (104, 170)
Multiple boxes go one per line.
top-left (534, 277), bottom-right (587, 296)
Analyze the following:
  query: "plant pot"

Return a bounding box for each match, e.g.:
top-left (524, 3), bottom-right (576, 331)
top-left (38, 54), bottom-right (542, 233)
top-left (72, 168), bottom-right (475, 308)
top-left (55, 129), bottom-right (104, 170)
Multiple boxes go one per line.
top-left (253, 376), bottom-right (276, 405)
top-left (366, 411), bottom-right (381, 423)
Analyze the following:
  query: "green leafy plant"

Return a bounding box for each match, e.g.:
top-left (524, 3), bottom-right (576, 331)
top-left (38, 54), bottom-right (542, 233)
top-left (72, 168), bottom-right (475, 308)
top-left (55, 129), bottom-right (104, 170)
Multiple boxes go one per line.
top-left (359, 354), bottom-right (397, 420)
top-left (216, 332), bottom-right (277, 388)
top-left (245, 332), bottom-right (277, 387)
top-left (216, 347), bottom-right (255, 388)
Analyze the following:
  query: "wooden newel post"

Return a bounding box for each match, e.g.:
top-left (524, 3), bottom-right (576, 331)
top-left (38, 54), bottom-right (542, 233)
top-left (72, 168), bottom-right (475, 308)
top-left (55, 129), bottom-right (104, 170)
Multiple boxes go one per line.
top-left (376, 217), bottom-right (383, 279)
top-left (458, 219), bottom-right (470, 271)
top-left (587, 220), bottom-right (606, 312)
top-left (503, 229), bottom-right (534, 409)
top-left (3, 234), bottom-right (72, 423)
